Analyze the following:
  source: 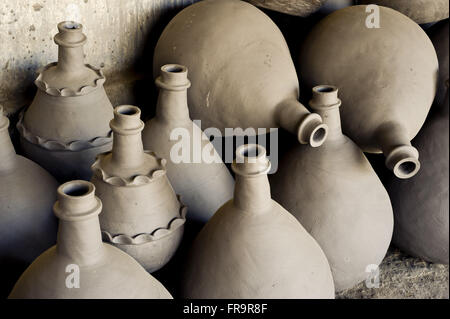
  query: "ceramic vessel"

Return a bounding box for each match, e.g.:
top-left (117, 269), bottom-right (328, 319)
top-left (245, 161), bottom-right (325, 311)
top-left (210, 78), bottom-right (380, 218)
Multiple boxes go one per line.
top-left (9, 180), bottom-right (173, 299)
top-left (246, 0), bottom-right (327, 16)
top-left (91, 105), bottom-right (186, 272)
top-left (0, 106), bottom-right (59, 297)
top-left (154, 0), bottom-right (329, 148)
top-left (358, 0), bottom-right (449, 24)
top-left (270, 86), bottom-right (394, 291)
top-left (430, 20), bottom-right (449, 108)
top-left (17, 21), bottom-right (113, 182)
top-left (386, 81), bottom-right (449, 264)
top-left (181, 144), bottom-right (335, 298)
top-left (300, 5), bottom-right (439, 179)
top-left (142, 64), bottom-right (234, 223)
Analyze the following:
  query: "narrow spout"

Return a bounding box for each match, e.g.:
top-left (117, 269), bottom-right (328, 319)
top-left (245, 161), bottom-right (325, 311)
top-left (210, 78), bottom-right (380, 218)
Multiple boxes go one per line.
top-left (54, 21), bottom-right (87, 73)
top-left (276, 99), bottom-right (328, 147)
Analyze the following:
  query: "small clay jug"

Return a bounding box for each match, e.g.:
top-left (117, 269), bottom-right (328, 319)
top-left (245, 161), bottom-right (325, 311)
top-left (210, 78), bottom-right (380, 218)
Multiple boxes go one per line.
top-left (8, 180), bottom-right (173, 299)
top-left (142, 64), bottom-right (234, 223)
top-left (91, 105), bottom-right (186, 273)
top-left (17, 21), bottom-right (113, 182)
top-left (181, 144), bottom-right (335, 298)
top-left (270, 86), bottom-right (394, 291)
top-left (386, 82), bottom-right (449, 264)
top-left (246, 0), bottom-right (327, 16)
top-left (154, 0), bottom-right (329, 148)
top-left (358, 0), bottom-right (449, 24)
top-left (0, 105), bottom-right (59, 297)
top-left (300, 5), bottom-right (439, 179)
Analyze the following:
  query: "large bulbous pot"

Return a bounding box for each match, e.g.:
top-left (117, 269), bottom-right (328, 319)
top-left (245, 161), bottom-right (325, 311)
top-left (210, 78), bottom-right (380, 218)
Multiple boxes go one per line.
top-left (8, 180), bottom-right (173, 299)
top-left (142, 64), bottom-right (234, 223)
top-left (91, 105), bottom-right (186, 273)
top-left (358, 0), bottom-right (449, 24)
top-left (270, 86), bottom-right (394, 291)
top-left (0, 106), bottom-right (59, 298)
top-left (17, 21), bottom-right (113, 182)
top-left (181, 144), bottom-right (335, 298)
top-left (153, 0), bottom-right (329, 148)
top-left (299, 5), bottom-right (439, 179)
top-left (246, 0), bottom-right (328, 16)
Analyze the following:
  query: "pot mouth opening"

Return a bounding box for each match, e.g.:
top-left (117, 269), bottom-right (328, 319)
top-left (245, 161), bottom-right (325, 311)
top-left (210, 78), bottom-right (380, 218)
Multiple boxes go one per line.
top-left (395, 160), bottom-right (419, 179)
top-left (311, 126), bottom-right (327, 145)
top-left (62, 21), bottom-right (81, 30)
top-left (241, 144), bottom-right (262, 158)
top-left (61, 180), bottom-right (93, 198)
top-left (314, 85), bottom-right (336, 93)
top-left (162, 64), bottom-right (186, 73)
top-left (116, 105), bottom-right (139, 116)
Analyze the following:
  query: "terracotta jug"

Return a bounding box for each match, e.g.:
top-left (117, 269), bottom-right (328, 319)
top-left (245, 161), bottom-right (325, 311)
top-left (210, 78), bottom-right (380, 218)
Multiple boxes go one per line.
top-left (358, 0), bottom-right (449, 24)
top-left (385, 73), bottom-right (449, 264)
top-left (270, 86), bottom-right (394, 291)
top-left (246, 0), bottom-right (327, 16)
top-left (181, 144), bottom-right (335, 298)
top-left (299, 5), bottom-right (439, 179)
top-left (91, 105), bottom-right (186, 272)
top-left (8, 180), bottom-right (173, 299)
top-left (0, 105), bottom-right (59, 297)
top-left (142, 64), bottom-right (234, 223)
top-left (17, 21), bottom-right (113, 182)
top-left (153, 0), bottom-right (329, 148)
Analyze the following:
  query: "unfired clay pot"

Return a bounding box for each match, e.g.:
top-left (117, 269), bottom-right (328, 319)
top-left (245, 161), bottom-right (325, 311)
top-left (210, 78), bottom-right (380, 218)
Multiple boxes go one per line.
top-left (0, 106), bottom-right (59, 297)
top-left (153, 0), bottom-right (329, 148)
top-left (358, 0), bottom-right (449, 24)
top-left (270, 86), bottom-right (394, 291)
top-left (9, 180), bottom-right (172, 299)
top-left (431, 20), bottom-right (449, 108)
top-left (300, 5), bottom-right (439, 179)
top-left (91, 105), bottom-right (186, 273)
top-left (386, 81), bottom-right (449, 264)
top-left (246, 0), bottom-right (328, 16)
top-left (17, 21), bottom-right (113, 182)
top-left (181, 144), bottom-right (335, 298)
top-left (142, 64), bottom-right (234, 223)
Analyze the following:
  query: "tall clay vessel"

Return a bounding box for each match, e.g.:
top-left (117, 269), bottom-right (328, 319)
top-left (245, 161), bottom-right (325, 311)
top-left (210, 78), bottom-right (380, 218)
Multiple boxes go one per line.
top-left (358, 0), bottom-right (449, 24)
top-left (9, 180), bottom-right (173, 299)
top-left (385, 70), bottom-right (449, 264)
top-left (91, 105), bottom-right (186, 272)
top-left (153, 0), bottom-right (329, 148)
top-left (181, 144), bottom-right (335, 298)
top-left (299, 5), bottom-right (439, 178)
top-left (0, 105), bottom-right (59, 297)
top-left (17, 21), bottom-right (113, 182)
top-left (142, 64), bottom-right (234, 223)
top-left (270, 86), bottom-right (394, 291)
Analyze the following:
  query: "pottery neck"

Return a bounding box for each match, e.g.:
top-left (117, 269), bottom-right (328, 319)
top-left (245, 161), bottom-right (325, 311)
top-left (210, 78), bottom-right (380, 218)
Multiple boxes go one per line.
top-left (0, 107), bottom-right (17, 171)
top-left (155, 64), bottom-right (191, 125)
top-left (232, 144), bottom-right (272, 212)
top-left (54, 181), bottom-right (104, 266)
top-left (54, 21), bottom-right (87, 74)
top-left (309, 85), bottom-right (343, 143)
top-left (110, 105), bottom-right (145, 169)
top-left (375, 122), bottom-right (420, 179)
top-left (276, 98), bottom-right (328, 147)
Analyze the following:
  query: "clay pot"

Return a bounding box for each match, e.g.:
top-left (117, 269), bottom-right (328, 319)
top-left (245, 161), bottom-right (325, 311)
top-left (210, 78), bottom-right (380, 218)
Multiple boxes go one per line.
top-left (0, 106), bottom-right (59, 297)
top-left (386, 82), bottom-right (449, 264)
top-left (181, 144), bottom-right (335, 298)
top-left (17, 21), bottom-right (113, 182)
top-left (142, 64), bottom-right (234, 223)
top-left (300, 5), bottom-right (439, 179)
top-left (270, 86), bottom-right (394, 291)
top-left (358, 0), bottom-right (449, 24)
top-left (91, 105), bottom-right (186, 272)
top-left (246, 0), bottom-right (327, 16)
top-left (9, 180), bottom-right (173, 299)
top-left (430, 20), bottom-right (449, 108)
top-left (154, 0), bottom-right (329, 148)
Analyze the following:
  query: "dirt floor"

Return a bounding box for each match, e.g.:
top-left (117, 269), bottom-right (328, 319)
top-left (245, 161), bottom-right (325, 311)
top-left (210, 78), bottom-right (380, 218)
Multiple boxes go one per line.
top-left (338, 247), bottom-right (449, 299)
